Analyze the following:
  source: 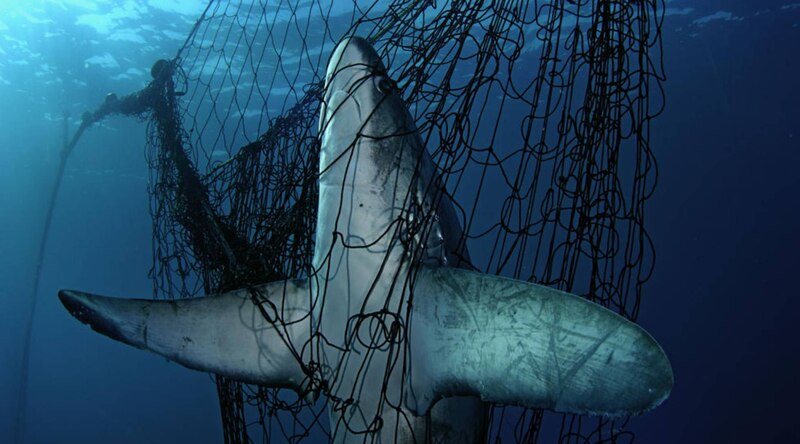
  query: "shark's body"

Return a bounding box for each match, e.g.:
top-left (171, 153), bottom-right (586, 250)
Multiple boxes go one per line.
top-left (59, 37), bottom-right (672, 443)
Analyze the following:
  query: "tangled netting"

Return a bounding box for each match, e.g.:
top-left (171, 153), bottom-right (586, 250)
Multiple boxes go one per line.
top-left (113, 0), bottom-right (666, 443)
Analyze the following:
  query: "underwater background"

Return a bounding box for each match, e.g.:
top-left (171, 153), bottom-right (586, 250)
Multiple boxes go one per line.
top-left (0, 0), bottom-right (798, 443)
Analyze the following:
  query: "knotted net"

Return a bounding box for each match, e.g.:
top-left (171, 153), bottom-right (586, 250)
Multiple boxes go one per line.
top-left (78, 1), bottom-right (664, 442)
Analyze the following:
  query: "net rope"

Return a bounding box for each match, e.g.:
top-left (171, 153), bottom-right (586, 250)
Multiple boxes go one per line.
top-left (67, 0), bottom-right (665, 442)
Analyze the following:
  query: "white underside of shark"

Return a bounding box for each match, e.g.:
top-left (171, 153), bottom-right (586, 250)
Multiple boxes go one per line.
top-left (59, 37), bottom-right (673, 443)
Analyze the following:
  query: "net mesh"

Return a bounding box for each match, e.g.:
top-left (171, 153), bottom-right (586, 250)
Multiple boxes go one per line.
top-left (87, 0), bottom-right (665, 442)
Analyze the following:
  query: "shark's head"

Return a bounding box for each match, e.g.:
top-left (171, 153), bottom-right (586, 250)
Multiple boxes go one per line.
top-left (319, 37), bottom-right (419, 186)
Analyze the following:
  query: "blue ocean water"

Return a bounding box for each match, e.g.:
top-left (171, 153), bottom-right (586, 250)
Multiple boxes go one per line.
top-left (0, 1), bottom-right (798, 443)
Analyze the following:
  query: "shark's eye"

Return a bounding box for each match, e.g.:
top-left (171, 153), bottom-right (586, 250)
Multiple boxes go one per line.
top-left (374, 75), bottom-right (395, 95)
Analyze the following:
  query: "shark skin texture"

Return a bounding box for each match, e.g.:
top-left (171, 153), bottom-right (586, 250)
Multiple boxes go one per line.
top-left (59, 37), bottom-right (672, 443)
top-left (311, 36), bottom-right (487, 443)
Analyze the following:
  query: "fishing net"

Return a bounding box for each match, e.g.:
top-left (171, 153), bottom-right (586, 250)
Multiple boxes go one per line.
top-left (69, 0), bottom-right (664, 442)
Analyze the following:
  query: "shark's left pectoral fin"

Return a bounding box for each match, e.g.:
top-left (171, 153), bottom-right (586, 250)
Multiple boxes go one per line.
top-left (59, 280), bottom-right (313, 390)
top-left (406, 266), bottom-right (673, 417)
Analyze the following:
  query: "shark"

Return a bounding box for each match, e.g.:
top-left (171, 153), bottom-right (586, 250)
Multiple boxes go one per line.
top-left (58, 37), bottom-right (673, 443)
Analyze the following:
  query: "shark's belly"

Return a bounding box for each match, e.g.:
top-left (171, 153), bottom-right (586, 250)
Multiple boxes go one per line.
top-left (314, 181), bottom-right (407, 272)
top-left (313, 181), bottom-right (409, 343)
top-left (312, 184), bottom-right (487, 443)
top-left (312, 183), bottom-right (411, 440)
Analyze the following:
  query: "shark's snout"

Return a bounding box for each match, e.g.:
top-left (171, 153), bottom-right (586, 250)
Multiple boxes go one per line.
top-left (325, 36), bottom-right (384, 88)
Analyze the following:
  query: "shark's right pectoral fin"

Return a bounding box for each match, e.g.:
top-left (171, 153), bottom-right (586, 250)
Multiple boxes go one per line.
top-left (407, 266), bottom-right (673, 418)
top-left (59, 279), bottom-right (313, 391)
